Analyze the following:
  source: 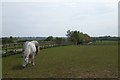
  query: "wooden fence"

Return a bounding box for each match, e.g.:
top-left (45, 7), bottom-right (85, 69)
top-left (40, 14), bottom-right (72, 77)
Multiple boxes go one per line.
top-left (2, 42), bottom-right (23, 57)
top-left (1, 41), bottom-right (71, 57)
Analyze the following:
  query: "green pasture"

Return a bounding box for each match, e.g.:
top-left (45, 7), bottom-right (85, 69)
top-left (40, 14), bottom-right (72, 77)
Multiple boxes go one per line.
top-left (0, 45), bottom-right (2, 78)
top-left (2, 44), bottom-right (118, 78)
top-left (92, 41), bottom-right (118, 45)
top-left (0, 45), bottom-right (2, 50)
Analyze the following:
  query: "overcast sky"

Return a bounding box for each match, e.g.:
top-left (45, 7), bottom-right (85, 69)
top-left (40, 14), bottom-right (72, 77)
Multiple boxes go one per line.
top-left (1, 0), bottom-right (119, 37)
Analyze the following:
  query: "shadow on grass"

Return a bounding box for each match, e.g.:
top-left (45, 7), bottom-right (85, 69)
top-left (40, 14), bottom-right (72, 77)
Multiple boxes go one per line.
top-left (12, 65), bottom-right (23, 70)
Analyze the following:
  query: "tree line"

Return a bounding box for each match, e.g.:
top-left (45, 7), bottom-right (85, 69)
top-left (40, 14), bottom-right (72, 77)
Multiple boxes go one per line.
top-left (66, 30), bottom-right (91, 45)
top-left (2, 30), bottom-right (118, 45)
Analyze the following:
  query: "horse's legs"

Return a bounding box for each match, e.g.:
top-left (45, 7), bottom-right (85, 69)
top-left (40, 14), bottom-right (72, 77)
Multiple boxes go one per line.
top-left (28, 56), bottom-right (32, 64)
top-left (32, 54), bottom-right (35, 66)
top-left (25, 53), bottom-right (29, 63)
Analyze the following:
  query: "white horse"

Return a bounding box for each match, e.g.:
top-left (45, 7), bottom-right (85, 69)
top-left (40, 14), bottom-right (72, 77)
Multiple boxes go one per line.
top-left (22, 41), bottom-right (39, 68)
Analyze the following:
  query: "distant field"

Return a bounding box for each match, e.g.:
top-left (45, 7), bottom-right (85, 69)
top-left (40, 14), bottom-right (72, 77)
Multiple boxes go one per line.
top-left (92, 41), bottom-right (118, 45)
top-left (2, 44), bottom-right (118, 78)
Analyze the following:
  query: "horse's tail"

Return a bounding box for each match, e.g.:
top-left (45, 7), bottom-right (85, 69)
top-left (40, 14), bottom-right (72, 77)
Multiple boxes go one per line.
top-left (36, 45), bottom-right (39, 55)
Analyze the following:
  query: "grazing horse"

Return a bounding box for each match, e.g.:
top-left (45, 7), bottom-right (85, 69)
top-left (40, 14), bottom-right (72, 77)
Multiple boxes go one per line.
top-left (22, 41), bottom-right (39, 68)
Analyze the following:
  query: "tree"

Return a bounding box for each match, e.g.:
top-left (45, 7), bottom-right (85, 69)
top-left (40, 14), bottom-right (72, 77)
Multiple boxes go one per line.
top-left (2, 36), bottom-right (18, 44)
top-left (83, 34), bottom-right (91, 43)
top-left (45, 36), bottom-right (54, 41)
top-left (66, 30), bottom-right (91, 45)
top-left (10, 36), bottom-right (13, 39)
top-left (55, 37), bottom-right (65, 44)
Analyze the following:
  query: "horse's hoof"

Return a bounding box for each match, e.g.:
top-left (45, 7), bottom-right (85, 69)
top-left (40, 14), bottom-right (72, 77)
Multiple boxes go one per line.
top-left (32, 64), bottom-right (35, 66)
top-left (22, 66), bottom-right (26, 68)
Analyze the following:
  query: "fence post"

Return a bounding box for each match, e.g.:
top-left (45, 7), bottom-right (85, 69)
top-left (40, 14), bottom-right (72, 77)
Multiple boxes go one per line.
top-left (14, 43), bottom-right (16, 55)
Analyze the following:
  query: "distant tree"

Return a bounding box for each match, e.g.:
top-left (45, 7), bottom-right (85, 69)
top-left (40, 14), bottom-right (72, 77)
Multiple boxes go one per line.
top-left (2, 36), bottom-right (17, 44)
top-left (66, 30), bottom-right (91, 45)
top-left (45, 36), bottom-right (54, 41)
top-left (83, 34), bottom-right (91, 43)
top-left (0, 38), bottom-right (2, 45)
top-left (10, 36), bottom-right (13, 39)
top-left (55, 37), bottom-right (65, 44)
top-left (66, 30), bottom-right (73, 38)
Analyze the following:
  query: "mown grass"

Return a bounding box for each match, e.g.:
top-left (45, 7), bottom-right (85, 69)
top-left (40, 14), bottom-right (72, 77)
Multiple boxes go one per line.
top-left (93, 41), bottom-right (118, 45)
top-left (2, 45), bottom-right (118, 78)
top-left (0, 45), bottom-right (2, 78)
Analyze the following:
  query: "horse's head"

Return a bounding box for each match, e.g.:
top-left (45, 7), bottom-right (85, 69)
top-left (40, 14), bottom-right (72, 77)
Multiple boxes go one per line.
top-left (22, 41), bottom-right (30, 68)
top-left (22, 54), bottom-right (29, 68)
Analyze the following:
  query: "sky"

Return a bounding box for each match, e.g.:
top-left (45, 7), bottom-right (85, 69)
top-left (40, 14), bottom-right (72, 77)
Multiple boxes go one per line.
top-left (1, 0), bottom-right (119, 37)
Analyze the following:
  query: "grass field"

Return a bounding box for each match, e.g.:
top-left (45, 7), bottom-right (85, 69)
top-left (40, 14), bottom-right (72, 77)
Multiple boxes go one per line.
top-left (2, 45), bottom-right (118, 78)
top-left (92, 41), bottom-right (118, 45)
top-left (0, 57), bottom-right (1, 79)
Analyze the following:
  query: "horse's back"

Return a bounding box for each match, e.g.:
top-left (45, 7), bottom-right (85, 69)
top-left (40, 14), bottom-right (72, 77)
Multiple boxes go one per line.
top-left (23, 41), bottom-right (36, 55)
top-left (28, 42), bottom-right (36, 53)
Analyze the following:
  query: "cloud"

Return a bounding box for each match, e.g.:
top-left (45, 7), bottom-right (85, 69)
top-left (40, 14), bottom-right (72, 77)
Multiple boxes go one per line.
top-left (2, 0), bottom-right (118, 37)
top-left (0, 2), bottom-right (2, 38)
top-left (2, 0), bottom-right (119, 2)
